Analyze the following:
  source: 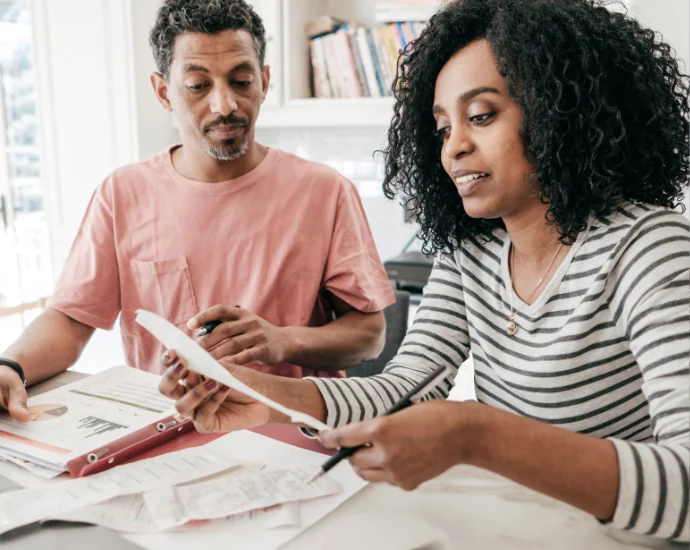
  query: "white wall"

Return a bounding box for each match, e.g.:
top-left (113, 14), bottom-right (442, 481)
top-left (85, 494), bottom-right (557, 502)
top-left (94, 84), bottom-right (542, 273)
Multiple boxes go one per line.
top-left (129, 0), bottom-right (176, 161)
top-left (31, 0), bottom-right (142, 373)
top-left (628, 0), bottom-right (690, 212)
top-left (32, 0), bottom-right (139, 273)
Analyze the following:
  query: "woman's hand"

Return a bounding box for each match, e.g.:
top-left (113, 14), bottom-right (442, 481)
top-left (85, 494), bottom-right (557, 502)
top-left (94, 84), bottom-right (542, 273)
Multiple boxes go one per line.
top-left (318, 400), bottom-right (483, 490)
top-left (158, 350), bottom-right (272, 433)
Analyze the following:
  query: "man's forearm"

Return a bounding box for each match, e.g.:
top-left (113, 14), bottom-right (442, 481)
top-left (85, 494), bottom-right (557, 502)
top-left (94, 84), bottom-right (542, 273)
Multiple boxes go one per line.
top-left (466, 404), bottom-right (619, 521)
top-left (2, 307), bottom-right (95, 385)
top-left (281, 310), bottom-right (385, 371)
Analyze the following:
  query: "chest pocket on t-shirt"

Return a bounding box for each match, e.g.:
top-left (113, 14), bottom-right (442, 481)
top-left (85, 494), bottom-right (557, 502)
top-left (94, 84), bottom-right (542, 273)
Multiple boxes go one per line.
top-left (130, 257), bottom-right (198, 325)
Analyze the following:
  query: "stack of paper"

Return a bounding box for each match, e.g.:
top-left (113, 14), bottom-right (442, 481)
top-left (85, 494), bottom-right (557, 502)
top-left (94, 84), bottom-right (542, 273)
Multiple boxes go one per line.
top-left (0, 366), bottom-right (175, 474)
top-left (0, 444), bottom-right (341, 535)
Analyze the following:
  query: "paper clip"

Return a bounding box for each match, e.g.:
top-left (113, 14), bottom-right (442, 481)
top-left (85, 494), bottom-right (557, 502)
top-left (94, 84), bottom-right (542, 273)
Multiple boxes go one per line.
top-left (86, 447), bottom-right (110, 464)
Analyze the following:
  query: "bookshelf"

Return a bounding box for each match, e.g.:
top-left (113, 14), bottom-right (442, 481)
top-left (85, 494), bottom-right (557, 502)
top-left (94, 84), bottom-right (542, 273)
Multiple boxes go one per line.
top-left (249, 0), bottom-right (440, 128)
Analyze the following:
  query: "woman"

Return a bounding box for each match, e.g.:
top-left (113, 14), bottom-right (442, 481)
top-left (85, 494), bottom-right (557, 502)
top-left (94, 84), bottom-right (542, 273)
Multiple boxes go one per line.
top-left (159, 0), bottom-right (689, 541)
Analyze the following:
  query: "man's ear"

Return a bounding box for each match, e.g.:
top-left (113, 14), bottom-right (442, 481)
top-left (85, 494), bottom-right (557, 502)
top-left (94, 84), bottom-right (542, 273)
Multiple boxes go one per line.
top-left (151, 72), bottom-right (173, 112)
top-left (261, 65), bottom-right (271, 103)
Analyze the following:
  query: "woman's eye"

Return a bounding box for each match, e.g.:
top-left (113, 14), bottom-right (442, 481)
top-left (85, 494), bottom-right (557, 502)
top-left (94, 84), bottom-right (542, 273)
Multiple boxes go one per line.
top-left (433, 126), bottom-right (450, 140)
top-left (469, 112), bottom-right (496, 125)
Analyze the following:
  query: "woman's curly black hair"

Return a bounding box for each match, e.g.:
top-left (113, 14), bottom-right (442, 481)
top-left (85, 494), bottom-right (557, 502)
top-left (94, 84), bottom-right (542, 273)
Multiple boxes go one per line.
top-left (383, 0), bottom-right (689, 253)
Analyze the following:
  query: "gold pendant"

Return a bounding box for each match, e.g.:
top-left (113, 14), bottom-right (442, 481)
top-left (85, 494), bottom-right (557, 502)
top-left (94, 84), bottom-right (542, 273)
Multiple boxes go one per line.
top-left (506, 320), bottom-right (518, 336)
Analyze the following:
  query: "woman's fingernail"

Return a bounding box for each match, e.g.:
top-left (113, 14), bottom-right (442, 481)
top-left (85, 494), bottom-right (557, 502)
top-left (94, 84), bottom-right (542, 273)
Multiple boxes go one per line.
top-left (174, 362), bottom-right (184, 373)
top-left (219, 385), bottom-right (228, 392)
top-left (204, 379), bottom-right (217, 390)
top-left (162, 351), bottom-right (170, 364)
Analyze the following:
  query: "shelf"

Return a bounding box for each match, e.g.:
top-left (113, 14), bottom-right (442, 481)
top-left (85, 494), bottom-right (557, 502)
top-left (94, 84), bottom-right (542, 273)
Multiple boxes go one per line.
top-left (257, 97), bottom-right (396, 128)
top-left (374, 1), bottom-right (440, 22)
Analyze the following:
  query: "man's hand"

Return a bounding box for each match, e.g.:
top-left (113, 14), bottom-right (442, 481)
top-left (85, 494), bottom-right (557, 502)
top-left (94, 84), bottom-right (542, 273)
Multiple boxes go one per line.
top-left (317, 401), bottom-right (482, 490)
top-left (0, 366), bottom-right (30, 422)
top-left (158, 350), bottom-right (273, 433)
top-left (188, 305), bottom-right (291, 366)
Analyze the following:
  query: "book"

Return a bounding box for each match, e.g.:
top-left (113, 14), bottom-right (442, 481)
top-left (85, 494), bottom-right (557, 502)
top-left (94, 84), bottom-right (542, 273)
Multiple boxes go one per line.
top-left (305, 15), bottom-right (347, 39)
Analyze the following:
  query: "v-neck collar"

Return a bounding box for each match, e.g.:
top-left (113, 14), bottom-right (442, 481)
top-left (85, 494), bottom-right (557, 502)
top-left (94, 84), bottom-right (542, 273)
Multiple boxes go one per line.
top-left (500, 223), bottom-right (591, 317)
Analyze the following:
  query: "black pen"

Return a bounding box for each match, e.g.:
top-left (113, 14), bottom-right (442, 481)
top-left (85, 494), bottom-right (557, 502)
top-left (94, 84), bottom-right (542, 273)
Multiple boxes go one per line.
top-left (196, 319), bottom-right (222, 337)
top-left (306, 365), bottom-right (449, 484)
top-left (195, 306), bottom-right (241, 337)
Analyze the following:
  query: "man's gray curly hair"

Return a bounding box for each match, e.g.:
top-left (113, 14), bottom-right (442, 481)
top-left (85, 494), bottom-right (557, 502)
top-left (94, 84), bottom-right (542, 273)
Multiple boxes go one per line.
top-left (150, 0), bottom-right (266, 79)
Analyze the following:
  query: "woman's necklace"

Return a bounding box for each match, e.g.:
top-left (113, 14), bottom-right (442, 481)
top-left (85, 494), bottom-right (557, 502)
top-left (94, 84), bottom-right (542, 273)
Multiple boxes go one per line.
top-left (506, 243), bottom-right (563, 336)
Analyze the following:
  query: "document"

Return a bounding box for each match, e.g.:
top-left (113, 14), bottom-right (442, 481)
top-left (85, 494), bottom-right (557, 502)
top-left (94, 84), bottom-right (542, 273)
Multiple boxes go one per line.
top-left (143, 466), bottom-right (341, 529)
top-left (0, 475), bottom-right (120, 534)
top-left (48, 496), bottom-right (302, 533)
top-left (0, 366), bottom-right (174, 471)
top-left (98, 445), bottom-right (242, 495)
top-left (0, 444), bottom-right (241, 534)
top-left (48, 494), bottom-right (159, 534)
top-left (0, 450), bottom-right (63, 479)
top-left (135, 310), bottom-right (329, 432)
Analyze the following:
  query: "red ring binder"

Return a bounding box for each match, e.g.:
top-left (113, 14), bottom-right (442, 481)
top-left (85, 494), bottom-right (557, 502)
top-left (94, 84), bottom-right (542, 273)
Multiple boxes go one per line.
top-left (66, 415), bottom-right (195, 477)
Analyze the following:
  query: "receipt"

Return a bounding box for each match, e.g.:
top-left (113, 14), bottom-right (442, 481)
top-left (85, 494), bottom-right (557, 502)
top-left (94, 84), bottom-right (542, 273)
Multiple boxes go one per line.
top-left (135, 310), bottom-right (329, 432)
top-left (48, 494), bottom-right (159, 533)
top-left (103, 446), bottom-right (241, 495)
top-left (144, 466), bottom-right (341, 528)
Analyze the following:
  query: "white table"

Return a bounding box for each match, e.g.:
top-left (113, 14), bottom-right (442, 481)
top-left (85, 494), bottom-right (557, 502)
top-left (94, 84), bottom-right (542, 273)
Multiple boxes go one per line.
top-left (0, 371), bottom-right (676, 550)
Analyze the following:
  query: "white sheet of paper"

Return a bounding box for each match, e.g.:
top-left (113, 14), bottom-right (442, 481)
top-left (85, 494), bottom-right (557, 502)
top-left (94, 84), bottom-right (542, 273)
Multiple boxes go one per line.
top-left (100, 445), bottom-right (242, 495)
top-left (122, 431), bottom-right (368, 550)
top-left (261, 502), bottom-right (300, 529)
top-left (48, 494), bottom-right (161, 534)
top-left (0, 476), bottom-right (120, 534)
top-left (135, 310), bottom-right (329, 432)
top-left (143, 466), bottom-right (341, 527)
top-left (50, 494), bottom-right (303, 534)
top-left (0, 444), bottom-right (241, 534)
top-left (45, 463), bottom-right (267, 534)
top-left (213, 502), bottom-right (302, 530)
top-left (0, 451), bottom-right (63, 479)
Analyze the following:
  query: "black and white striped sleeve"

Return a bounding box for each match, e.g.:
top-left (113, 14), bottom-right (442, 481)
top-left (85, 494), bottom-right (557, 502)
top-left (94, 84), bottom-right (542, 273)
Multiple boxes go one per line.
top-left (307, 252), bottom-right (470, 428)
top-left (608, 210), bottom-right (690, 541)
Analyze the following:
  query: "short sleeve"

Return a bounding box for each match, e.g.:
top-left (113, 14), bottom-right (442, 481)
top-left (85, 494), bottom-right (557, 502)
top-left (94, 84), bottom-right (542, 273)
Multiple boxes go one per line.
top-left (321, 179), bottom-right (395, 313)
top-left (47, 177), bottom-right (120, 330)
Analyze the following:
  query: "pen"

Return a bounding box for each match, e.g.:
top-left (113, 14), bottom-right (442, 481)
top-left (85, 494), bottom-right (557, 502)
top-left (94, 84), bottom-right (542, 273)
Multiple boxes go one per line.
top-left (306, 365), bottom-right (449, 484)
top-left (195, 306), bottom-right (241, 337)
top-left (196, 319), bottom-right (222, 337)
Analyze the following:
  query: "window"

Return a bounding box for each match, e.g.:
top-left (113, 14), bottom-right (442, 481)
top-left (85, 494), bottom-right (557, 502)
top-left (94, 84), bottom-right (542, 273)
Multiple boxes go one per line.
top-left (0, 0), bottom-right (50, 348)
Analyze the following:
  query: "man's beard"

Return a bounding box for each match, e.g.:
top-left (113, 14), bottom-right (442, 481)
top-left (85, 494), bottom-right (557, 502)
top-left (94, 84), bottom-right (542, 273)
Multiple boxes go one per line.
top-left (202, 114), bottom-right (251, 161)
top-left (205, 137), bottom-right (249, 161)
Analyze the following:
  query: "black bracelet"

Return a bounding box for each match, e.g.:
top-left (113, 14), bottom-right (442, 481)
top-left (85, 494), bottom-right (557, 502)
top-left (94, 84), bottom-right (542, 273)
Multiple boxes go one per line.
top-left (0, 358), bottom-right (26, 386)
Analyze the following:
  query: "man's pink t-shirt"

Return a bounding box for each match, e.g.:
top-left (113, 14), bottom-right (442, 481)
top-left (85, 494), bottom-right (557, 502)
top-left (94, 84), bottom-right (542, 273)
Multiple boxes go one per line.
top-left (48, 146), bottom-right (394, 377)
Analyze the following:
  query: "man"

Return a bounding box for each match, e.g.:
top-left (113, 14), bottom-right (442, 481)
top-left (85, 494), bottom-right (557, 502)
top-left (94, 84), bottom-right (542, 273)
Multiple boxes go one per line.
top-left (0, 0), bottom-right (393, 422)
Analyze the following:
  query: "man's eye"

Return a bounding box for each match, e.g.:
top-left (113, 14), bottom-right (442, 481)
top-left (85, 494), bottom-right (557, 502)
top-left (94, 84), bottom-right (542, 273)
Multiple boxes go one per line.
top-left (234, 81), bottom-right (252, 88)
top-left (187, 84), bottom-right (209, 91)
top-left (469, 112), bottom-right (496, 125)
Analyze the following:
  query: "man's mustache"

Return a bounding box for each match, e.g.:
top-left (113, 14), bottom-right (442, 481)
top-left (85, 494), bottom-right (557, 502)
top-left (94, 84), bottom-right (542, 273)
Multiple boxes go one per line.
top-left (204, 116), bottom-right (249, 132)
